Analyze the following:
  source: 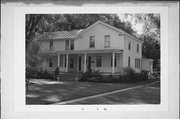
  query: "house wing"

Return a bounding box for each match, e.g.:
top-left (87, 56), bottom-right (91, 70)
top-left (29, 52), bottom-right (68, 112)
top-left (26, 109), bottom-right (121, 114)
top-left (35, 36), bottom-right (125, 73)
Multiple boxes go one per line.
top-left (78, 20), bottom-right (143, 43)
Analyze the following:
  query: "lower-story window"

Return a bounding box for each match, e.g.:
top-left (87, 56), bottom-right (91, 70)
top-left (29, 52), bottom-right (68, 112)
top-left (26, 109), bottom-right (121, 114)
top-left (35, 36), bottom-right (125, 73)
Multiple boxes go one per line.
top-left (128, 57), bottom-right (131, 67)
top-left (96, 56), bottom-right (102, 67)
top-left (135, 58), bottom-right (141, 69)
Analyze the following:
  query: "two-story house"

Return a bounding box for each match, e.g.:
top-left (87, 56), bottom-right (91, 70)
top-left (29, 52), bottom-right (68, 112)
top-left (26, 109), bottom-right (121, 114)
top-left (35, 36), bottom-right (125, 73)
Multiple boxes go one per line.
top-left (38, 21), bottom-right (153, 75)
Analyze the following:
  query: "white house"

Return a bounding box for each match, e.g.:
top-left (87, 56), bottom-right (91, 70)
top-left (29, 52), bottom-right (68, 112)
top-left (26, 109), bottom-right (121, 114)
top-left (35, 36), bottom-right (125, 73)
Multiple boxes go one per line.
top-left (38, 20), bottom-right (152, 75)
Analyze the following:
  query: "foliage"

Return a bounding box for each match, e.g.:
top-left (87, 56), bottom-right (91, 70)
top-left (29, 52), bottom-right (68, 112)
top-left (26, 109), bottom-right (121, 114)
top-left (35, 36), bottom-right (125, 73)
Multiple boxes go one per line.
top-left (140, 70), bottom-right (149, 81)
top-left (26, 67), bottom-right (54, 79)
top-left (141, 35), bottom-right (160, 60)
top-left (122, 67), bottom-right (140, 83)
top-left (78, 69), bottom-right (102, 82)
top-left (54, 67), bottom-right (59, 75)
top-left (26, 14), bottom-right (136, 49)
top-left (119, 14), bottom-right (160, 68)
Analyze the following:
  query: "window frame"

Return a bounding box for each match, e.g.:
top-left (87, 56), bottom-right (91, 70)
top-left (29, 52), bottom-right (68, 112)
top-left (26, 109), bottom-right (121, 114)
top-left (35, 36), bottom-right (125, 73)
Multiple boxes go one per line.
top-left (50, 40), bottom-right (53, 50)
top-left (89, 36), bottom-right (95, 48)
top-left (96, 56), bottom-right (102, 67)
top-left (70, 40), bottom-right (74, 50)
top-left (65, 40), bottom-right (74, 50)
top-left (104, 35), bottom-right (110, 48)
top-left (135, 58), bottom-right (141, 69)
top-left (65, 40), bottom-right (69, 50)
top-left (137, 44), bottom-right (139, 53)
top-left (128, 57), bottom-right (131, 67)
top-left (128, 42), bottom-right (131, 50)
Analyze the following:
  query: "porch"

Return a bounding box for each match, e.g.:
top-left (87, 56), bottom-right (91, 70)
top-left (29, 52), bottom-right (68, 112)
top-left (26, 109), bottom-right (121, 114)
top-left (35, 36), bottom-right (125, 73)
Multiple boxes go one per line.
top-left (41, 49), bottom-right (123, 74)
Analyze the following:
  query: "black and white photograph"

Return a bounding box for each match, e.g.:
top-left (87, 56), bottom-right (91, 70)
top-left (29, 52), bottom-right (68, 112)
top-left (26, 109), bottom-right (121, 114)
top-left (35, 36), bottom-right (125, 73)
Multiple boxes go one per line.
top-left (1, 3), bottom-right (179, 119)
top-left (25, 14), bottom-right (161, 105)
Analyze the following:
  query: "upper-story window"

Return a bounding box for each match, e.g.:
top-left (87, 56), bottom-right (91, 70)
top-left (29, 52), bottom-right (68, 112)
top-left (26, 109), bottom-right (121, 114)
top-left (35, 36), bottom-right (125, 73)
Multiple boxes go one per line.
top-left (70, 40), bottom-right (74, 50)
top-left (65, 40), bottom-right (69, 50)
top-left (50, 41), bottom-right (53, 50)
top-left (104, 35), bottom-right (110, 48)
top-left (90, 36), bottom-right (95, 48)
top-left (137, 44), bottom-right (139, 53)
top-left (128, 42), bottom-right (131, 50)
top-left (65, 40), bottom-right (74, 50)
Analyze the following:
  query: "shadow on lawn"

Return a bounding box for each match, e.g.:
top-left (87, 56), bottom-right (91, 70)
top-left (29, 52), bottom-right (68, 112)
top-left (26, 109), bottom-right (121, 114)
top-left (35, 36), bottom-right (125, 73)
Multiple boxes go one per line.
top-left (26, 79), bottom-right (160, 105)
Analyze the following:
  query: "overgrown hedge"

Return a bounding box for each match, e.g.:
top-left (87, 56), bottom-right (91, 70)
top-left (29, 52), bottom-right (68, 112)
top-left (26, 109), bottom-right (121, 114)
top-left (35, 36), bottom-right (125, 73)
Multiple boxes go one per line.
top-left (26, 67), bottom-right (54, 79)
top-left (78, 67), bottom-right (149, 83)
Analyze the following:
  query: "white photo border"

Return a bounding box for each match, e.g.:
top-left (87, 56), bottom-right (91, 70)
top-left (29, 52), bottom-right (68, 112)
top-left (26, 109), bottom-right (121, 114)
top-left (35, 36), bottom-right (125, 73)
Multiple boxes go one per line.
top-left (14, 6), bottom-right (168, 112)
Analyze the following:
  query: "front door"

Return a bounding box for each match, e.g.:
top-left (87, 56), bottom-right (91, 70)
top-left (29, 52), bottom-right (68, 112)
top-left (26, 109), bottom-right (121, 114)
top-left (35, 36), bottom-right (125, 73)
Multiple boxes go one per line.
top-left (78, 56), bottom-right (82, 71)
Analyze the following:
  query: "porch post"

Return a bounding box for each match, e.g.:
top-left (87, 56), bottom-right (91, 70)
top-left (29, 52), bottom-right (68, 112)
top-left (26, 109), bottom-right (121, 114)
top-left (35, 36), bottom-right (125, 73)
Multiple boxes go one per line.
top-left (66, 54), bottom-right (69, 72)
top-left (84, 53), bottom-right (87, 72)
top-left (112, 52), bottom-right (115, 73)
top-left (57, 53), bottom-right (60, 67)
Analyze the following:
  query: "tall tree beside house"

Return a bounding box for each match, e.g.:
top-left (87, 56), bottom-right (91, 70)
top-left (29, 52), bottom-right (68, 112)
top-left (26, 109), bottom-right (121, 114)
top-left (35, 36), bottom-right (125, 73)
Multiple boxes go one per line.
top-left (120, 14), bottom-right (160, 71)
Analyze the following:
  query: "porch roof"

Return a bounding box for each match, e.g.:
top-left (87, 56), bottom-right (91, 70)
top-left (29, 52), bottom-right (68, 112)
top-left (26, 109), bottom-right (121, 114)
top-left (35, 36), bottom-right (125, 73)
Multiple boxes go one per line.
top-left (41, 49), bottom-right (123, 55)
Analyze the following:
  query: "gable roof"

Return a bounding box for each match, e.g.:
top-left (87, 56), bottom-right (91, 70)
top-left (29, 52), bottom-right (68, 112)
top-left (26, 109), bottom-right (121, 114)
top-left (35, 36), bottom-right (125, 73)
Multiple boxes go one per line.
top-left (37, 20), bottom-right (143, 43)
top-left (38, 29), bottom-right (83, 41)
top-left (78, 20), bottom-right (143, 43)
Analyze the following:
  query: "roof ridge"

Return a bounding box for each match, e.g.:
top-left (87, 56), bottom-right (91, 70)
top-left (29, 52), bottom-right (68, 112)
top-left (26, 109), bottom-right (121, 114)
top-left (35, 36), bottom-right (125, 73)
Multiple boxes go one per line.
top-left (43, 29), bottom-right (84, 34)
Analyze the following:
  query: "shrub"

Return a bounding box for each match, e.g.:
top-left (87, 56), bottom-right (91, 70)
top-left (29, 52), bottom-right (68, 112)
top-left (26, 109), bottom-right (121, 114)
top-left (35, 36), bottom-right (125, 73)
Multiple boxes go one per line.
top-left (78, 69), bottom-right (102, 82)
top-left (122, 67), bottom-right (140, 83)
top-left (54, 67), bottom-right (59, 75)
top-left (43, 70), bottom-right (54, 79)
top-left (140, 70), bottom-right (149, 81)
top-left (36, 68), bottom-right (44, 79)
top-left (26, 67), bottom-right (39, 79)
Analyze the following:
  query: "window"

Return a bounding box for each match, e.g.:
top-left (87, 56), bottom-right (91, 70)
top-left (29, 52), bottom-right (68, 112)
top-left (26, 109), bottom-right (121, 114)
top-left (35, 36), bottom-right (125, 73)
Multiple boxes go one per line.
top-left (66, 40), bottom-right (74, 50)
top-left (90, 36), bottom-right (95, 48)
top-left (50, 41), bottom-right (53, 50)
top-left (104, 35), bottom-right (110, 48)
top-left (111, 55), bottom-right (117, 67)
top-left (96, 56), bottom-right (102, 67)
top-left (128, 57), bottom-right (130, 67)
top-left (135, 58), bottom-right (141, 69)
top-left (49, 59), bottom-right (52, 67)
top-left (70, 40), bottom-right (74, 50)
top-left (69, 58), bottom-right (74, 68)
top-left (65, 40), bottom-right (69, 50)
top-left (128, 42), bottom-right (131, 50)
top-left (137, 44), bottom-right (139, 53)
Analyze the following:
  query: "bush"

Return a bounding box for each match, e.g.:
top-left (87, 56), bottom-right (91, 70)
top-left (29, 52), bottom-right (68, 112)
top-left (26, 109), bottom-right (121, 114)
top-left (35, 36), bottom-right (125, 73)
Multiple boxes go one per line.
top-left (122, 67), bottom-right (140, 83)
top-left (140, 70), bottom-right (149, 81)
top-left (26, 67), bottom-right (39, 79)
top-left (78, 69), bottom-right (102, 82)
top-left (43, 70), bottom-right (54, 79)
top-left (26, 67), bottom-right (54, 79)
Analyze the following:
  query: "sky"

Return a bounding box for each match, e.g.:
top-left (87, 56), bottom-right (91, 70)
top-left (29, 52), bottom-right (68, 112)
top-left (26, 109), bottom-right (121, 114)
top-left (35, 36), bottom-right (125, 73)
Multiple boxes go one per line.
top-left (118, 14), bottom-right (144, 35)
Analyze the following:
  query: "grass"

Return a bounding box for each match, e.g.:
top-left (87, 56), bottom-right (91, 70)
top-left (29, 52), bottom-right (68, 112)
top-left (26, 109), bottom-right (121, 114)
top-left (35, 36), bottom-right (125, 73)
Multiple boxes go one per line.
top-left (68, 82), bottom-right (160, 104)
top-left (26, 79), bottom-right (159, 105)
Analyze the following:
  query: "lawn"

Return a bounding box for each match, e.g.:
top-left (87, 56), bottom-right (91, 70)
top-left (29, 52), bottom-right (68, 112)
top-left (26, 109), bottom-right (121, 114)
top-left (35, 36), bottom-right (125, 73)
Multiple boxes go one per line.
top-left (67, 82), bottom-right (160, 104)
top-left (26, 79), bottom-right (159, 105)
